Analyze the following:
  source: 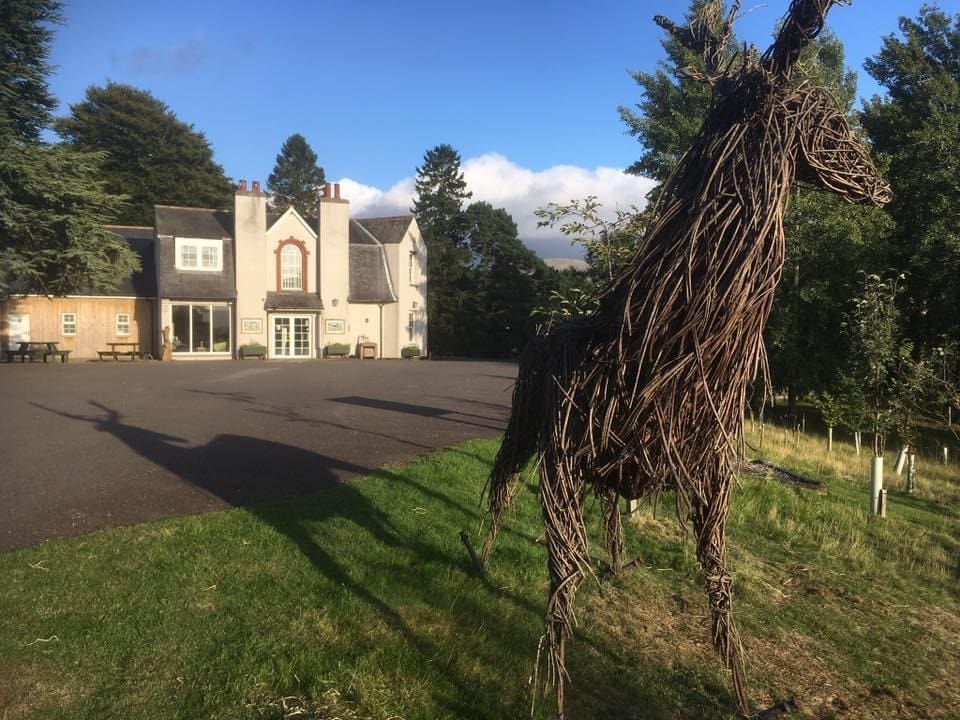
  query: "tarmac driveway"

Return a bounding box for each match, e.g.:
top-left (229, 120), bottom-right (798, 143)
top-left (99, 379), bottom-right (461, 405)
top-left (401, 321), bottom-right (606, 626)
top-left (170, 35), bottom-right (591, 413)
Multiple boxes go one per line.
top-left (0, 359), bottom-right (516, 553)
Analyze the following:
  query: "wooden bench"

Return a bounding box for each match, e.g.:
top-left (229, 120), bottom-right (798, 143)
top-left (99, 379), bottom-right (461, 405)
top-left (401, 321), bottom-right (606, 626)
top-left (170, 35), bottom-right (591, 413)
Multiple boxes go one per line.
top-left (4, 349), bottom-right (34, 363)
top-left (43, 349), bottom-right (71, 363)
top-left (98, 350), bottom-right (139, 361)
top-left (5, 341), bottom-right (56, 362)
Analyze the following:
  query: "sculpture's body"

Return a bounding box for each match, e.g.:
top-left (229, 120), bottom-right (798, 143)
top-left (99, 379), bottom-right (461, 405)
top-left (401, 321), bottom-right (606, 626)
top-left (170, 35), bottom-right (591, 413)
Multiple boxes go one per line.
top-left (479, 1), bottom-right (891, 716)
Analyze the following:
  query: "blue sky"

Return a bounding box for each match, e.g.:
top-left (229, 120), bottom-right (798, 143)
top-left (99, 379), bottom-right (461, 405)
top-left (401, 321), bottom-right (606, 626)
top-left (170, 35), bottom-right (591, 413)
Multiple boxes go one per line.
top-left (48, 0), bottom-right (958, 257)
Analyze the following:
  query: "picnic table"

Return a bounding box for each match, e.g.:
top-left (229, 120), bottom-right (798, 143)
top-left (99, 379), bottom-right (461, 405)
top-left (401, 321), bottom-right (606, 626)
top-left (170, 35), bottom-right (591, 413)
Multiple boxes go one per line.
top-left (4, 341), bottom-right (70, 363)
top-left (98, 342), bottom-right (141, 361)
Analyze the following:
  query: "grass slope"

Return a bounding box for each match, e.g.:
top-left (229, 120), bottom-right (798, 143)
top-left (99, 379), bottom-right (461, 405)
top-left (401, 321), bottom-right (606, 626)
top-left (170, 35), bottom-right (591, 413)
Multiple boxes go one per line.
top-left (1, 433), bottom-right (958, 719)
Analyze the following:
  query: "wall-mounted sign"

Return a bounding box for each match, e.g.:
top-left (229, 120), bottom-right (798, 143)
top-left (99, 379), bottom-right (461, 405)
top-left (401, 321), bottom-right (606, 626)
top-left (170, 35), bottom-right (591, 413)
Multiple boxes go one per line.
top-left (325, 319), bottom-right (345, 334)
top-left (241, 318), bottom-right (262, 334)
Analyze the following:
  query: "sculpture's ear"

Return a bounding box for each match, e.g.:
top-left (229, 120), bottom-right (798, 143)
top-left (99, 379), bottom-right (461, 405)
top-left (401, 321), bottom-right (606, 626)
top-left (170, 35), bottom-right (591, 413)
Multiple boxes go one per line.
top-left (763, 0), bottom-right (851, 80)
top-left (655, 0), bottom-right (740, 83)
top-left (796, 87), bottom-right (892, 207)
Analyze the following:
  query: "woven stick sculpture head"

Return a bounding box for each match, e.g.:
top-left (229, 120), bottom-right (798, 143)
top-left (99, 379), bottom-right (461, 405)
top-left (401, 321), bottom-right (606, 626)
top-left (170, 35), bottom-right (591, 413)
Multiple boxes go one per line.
top-left (479, 1), bottom-right (890, 718)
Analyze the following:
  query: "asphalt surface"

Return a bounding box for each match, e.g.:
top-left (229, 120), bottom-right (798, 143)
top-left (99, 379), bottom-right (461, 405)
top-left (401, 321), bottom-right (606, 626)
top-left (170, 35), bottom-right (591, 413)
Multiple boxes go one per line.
top-left (0, 358), bottom-right (516, 553)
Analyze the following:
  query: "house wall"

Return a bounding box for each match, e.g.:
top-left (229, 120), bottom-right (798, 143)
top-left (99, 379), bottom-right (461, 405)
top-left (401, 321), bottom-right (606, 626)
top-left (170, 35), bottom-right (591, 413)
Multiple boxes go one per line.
top-left (384, 219), bottom-right (428, 356)
top-left (1, 296), bottom-right (155, 358)
top-left (233, 187), bottom-right (269, 350)
top-left (266, 211), bottom-right (317, 293)
top-left (346, 304), bottom-right (382, 357)
top-left (318, 195), bottom-right (350, 336)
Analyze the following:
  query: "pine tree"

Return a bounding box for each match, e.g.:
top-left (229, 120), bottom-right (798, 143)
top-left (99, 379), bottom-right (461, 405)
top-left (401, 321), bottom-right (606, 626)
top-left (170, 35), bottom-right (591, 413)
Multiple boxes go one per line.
top-left (55, 83), bottom-right (233, 225)
top-left (0, 0), bottom-right (138, 296)
top-left (412, 144), bottom-right (473, 356)
top-left (266, 134), bottom-right (326, 218)
top-left (861, 6), bottom-right (960, 348)
top-left (464, 201), bottom-right (545, 356)
top-left (0, 0), bottom-right (60, 142)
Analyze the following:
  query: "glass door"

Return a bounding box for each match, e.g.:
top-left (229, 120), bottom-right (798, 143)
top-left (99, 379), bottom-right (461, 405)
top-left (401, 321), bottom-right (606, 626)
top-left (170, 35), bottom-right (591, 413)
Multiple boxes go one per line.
top-left (273, 317), bottom-right (291, 357)
top-left (293, 317), bottom-right (310, 356)
top-left (272, 315), bottom-right (312, 358)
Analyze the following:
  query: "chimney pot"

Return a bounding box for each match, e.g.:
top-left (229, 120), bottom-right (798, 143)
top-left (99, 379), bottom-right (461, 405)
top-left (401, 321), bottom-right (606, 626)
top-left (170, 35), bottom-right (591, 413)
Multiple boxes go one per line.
top-left (334, 183), bottom-right (341, 200)
top-left (238, 179), bottom-right (247, 192)
top-left (252, 180), bottom-right (261, 193)
top-left (321, 183), bottom-right (328, 198)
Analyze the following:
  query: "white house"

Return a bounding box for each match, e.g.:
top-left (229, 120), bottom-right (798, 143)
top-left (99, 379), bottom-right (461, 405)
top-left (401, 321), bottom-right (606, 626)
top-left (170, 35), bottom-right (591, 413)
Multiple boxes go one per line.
top-left (1, 181), bottom-right (428, 360)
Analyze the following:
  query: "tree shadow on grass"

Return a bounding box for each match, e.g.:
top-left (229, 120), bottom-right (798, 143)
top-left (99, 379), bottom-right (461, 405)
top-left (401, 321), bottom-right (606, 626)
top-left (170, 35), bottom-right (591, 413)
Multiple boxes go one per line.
top-left (29, 400), bottom-right (736, 719)
top-left (27, 401), bottom-right (576, 718)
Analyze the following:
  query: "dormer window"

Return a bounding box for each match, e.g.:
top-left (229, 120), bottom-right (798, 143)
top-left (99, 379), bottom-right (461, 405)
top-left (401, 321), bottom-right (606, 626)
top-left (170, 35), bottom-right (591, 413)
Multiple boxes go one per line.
top-left (176, 238), bottom-right (222, 271)
top-left (275, 237), bottom-right (309, 292)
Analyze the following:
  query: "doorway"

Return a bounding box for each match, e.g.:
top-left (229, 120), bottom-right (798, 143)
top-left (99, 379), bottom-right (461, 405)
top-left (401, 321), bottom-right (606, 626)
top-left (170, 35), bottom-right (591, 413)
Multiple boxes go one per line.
top-left (271, 315), bottom-right (312, 358)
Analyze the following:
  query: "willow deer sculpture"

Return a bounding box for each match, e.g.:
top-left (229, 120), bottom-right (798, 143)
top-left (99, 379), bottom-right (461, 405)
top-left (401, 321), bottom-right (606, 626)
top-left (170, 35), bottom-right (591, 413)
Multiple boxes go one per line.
top-left (478, 1), bottom-right (891, 716)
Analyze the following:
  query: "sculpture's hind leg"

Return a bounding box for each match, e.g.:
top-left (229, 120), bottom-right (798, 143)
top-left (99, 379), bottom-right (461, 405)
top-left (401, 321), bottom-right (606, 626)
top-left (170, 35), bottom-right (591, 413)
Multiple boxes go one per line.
top-left (537, 453), bottom-right (590, 718)
top-left (690, 477), bottom-right (750, 716)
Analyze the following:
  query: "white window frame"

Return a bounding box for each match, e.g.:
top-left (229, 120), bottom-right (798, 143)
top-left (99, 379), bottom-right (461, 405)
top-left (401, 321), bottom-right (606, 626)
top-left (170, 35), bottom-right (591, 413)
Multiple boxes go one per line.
top-left (175, 238), bottom-right (223, 271)
top-left (170, 302), bottom-right (232, 354)
top-left (116, 313), bottom-right (130, 336)
top-left (61, 312), bottom-right (77, 336)
top-left (409, 251), bottom-right (416, 285)
top-left (280, 244), bottom-right (303, 290)
top-left (271, 314), bottom-right (314, 359)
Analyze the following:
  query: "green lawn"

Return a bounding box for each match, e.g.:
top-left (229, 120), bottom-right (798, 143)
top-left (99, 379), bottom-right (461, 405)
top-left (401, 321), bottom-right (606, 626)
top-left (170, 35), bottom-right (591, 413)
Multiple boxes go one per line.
top-left (1, 434), bottom-right (958, 719)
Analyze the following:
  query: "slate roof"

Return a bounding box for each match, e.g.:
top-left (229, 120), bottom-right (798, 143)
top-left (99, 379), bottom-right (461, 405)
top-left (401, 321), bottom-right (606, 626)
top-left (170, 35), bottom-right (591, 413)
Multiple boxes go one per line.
top-left (348, 220), bottom-right (398, 303)
top-left (155, 205), bottom-right (233, 239)
top-left (353, 216), bottom-right (412, 244)
top-left (103, 226), bottom-right (158, 298)
top-left (264, 291), bottom-right (323, 311)
top-left (154, 205), bottom-right (236, 300)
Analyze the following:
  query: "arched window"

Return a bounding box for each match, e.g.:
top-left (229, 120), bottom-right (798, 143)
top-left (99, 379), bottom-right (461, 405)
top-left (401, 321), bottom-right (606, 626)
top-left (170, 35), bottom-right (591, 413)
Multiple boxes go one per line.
top-left (280, 243), bottom-right (303, 290)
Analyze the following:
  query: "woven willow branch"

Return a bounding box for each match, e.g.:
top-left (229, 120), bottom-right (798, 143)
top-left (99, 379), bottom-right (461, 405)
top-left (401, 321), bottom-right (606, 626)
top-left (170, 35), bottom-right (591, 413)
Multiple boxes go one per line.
top-left (480, 1), bottom-right (890, 717)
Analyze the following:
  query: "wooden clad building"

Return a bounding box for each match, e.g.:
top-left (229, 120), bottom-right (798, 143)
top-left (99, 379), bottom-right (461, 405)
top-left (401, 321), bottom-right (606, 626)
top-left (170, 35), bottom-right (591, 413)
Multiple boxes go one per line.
top-left (0, 227), bottom-right (159, 358)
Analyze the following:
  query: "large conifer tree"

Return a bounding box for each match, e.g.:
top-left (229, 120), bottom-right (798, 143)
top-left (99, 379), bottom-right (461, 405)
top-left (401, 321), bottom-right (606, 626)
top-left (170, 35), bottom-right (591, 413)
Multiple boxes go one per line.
top-left (464, 201), bottom-right (546, 356)
top-left (0, 0), bottom-right (138, 296)
top-left (861, 6), bottom-right (960, 348)
top-left (55, 83), bottom-right (233, 226)
top-left (412, 144), bottom-right (473, 356)
top-left (266, 134), bottom-right (326, 219)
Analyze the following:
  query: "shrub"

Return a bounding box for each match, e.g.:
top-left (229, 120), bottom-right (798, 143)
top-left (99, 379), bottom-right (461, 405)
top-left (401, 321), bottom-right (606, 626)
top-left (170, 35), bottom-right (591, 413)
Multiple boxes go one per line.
top-left (401, 344), bottom-right (422, 359)
top-left (326, 342), bottom-right (350, 357)
top-left (240, 342), bottom-right (267, 359)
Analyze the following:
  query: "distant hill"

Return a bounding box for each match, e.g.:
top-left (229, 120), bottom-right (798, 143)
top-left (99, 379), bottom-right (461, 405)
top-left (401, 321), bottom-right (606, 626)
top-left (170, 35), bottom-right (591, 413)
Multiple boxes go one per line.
top-left (543, 258), bottom-right (589, 272)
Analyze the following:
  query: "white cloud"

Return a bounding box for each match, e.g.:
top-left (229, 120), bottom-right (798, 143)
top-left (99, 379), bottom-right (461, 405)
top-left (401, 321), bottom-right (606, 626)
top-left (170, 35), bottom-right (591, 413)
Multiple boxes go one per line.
top-left (338, 153), bottom-right (656, 259)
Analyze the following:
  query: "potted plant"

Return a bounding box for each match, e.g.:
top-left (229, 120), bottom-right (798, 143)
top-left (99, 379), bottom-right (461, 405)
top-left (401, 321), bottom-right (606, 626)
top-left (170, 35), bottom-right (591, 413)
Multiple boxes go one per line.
top-left (240, 342), bottom-right (267, 359)
top-left (325, 342), bottom-right (351, 358)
